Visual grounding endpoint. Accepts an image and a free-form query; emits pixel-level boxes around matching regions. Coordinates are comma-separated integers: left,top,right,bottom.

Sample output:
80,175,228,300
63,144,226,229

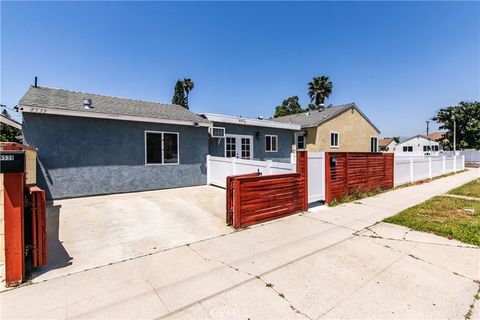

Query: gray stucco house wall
23,113,209,199
208,122,294,163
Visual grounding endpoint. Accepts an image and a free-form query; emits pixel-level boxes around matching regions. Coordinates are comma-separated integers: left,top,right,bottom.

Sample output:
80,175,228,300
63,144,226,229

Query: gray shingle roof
273,103,380,133
19,86,211,125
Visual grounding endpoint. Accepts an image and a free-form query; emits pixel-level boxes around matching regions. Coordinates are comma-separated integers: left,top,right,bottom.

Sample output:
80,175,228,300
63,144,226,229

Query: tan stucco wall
304,108,379,152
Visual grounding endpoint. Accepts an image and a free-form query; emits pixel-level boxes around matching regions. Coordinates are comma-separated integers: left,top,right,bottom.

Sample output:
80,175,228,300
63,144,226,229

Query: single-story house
379,138,397,152
200,113,299,163
395,135,441,156
273,103,381,153
19,85,299,199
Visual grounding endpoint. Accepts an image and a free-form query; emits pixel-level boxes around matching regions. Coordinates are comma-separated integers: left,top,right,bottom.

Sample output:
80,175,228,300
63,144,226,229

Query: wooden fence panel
226,151,308,229
325,152,394,204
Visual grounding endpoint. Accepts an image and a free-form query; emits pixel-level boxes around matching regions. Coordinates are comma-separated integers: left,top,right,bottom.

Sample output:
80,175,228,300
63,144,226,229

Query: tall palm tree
307,76,333,110
182,78,195,109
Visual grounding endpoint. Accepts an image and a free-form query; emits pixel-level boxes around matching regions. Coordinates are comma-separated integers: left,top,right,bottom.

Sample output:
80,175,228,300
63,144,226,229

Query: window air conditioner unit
208,127,226,138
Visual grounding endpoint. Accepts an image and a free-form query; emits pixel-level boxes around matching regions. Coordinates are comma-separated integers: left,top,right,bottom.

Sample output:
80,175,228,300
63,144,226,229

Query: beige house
274,103,380,152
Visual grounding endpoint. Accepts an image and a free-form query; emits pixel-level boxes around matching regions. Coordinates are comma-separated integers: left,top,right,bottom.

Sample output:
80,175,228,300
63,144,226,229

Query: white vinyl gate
307,152,326,203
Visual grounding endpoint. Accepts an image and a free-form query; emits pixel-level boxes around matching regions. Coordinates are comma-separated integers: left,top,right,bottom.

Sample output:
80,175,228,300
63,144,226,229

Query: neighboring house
274,103,381,153
200,113,300,163
0,114,22,142
20,85,212,199
379,138,397,152
395,135,441,156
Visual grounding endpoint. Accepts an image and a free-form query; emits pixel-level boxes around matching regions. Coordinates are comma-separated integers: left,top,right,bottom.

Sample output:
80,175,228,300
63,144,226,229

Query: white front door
225,135,253,159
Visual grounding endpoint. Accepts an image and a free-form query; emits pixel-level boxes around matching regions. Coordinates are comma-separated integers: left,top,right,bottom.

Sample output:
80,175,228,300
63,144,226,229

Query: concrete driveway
35,185,231,282
1,169,479,319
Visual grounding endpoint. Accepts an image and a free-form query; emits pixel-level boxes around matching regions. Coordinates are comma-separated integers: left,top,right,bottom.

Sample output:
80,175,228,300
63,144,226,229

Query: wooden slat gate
226,151,308,229
325,152,394,204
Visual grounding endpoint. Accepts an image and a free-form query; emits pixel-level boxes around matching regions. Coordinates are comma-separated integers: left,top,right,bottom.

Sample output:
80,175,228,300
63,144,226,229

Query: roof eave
200,113,301,130
19,105,212,127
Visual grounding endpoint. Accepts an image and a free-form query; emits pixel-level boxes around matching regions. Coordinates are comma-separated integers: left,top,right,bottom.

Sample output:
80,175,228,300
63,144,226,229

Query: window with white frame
145,132,179,164
403,146,413,152
330,132,339,148
370,137,378,152
265,135,278,152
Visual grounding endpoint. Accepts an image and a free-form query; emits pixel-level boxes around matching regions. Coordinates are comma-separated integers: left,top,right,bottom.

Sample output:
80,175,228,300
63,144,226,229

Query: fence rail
207,155,295,188
393,155,465,187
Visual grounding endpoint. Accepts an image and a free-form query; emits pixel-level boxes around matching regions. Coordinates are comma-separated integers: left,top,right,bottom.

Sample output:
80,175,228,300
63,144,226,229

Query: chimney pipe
34,76,38,88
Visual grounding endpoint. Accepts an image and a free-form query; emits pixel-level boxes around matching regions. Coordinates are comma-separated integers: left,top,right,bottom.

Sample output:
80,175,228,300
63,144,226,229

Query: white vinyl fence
460,150,480,163
206,155,295,188
394,155,465,187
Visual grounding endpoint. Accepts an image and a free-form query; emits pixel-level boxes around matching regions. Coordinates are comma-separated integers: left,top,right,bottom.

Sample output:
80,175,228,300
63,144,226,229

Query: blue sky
1,1,479,137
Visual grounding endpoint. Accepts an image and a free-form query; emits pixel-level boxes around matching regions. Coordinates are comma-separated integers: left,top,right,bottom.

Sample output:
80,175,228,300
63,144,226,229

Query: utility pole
452,115,456,155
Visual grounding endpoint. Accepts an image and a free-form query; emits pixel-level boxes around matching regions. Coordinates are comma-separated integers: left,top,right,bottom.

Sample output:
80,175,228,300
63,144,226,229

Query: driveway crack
464,281,480,320
187,245,312,320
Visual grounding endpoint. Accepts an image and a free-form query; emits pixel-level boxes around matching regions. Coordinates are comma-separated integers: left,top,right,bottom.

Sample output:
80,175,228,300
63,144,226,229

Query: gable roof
425,131,447,142
273,103,380,133
398,135,439,145
18,86,212,127
379,138,395,148
200,113,300,130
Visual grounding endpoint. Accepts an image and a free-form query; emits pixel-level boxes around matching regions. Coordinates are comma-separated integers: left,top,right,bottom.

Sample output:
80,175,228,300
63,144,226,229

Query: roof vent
306,112,311,116
83,99,93,110
257,116,263,120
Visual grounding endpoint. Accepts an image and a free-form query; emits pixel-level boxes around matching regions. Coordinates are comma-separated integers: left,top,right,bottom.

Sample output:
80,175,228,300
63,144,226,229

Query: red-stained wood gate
325,152,394,204
226,151,308,229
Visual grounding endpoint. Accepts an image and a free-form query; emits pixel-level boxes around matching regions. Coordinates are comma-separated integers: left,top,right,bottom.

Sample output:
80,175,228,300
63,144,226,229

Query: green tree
432,101,480,150
172,80,188,109
274,96,304,118
182,78,194,110
1,109,22,142
307,76,333,110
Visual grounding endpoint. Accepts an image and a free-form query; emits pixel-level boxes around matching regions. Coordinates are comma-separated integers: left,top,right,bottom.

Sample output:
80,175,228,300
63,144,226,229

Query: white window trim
370,136,378,152
224,134,254,159
265,135,278,152
294,132,306,151
145,131,180,166
330,131,340,148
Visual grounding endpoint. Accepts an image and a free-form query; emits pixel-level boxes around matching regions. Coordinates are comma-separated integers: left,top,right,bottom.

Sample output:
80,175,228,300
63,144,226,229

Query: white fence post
266,160,272,175
232,157,237,175
206,155,211,185
428,157,432,179
410,158,414,183
442,156,446,174
453,155,457,172
462,155,465,170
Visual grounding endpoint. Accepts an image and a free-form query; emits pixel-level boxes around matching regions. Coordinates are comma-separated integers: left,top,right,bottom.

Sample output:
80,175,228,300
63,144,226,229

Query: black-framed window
296,134,305,150
330,132,339,147
370,137,378,152
145,132,179,165
265,135,278,152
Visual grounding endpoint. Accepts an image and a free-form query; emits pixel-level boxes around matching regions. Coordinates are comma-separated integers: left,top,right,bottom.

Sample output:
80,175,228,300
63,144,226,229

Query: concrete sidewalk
1,169,479,319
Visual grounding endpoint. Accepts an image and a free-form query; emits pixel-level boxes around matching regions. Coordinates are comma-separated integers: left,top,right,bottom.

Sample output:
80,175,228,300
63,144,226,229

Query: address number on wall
1,155,14,161
29,107,47,113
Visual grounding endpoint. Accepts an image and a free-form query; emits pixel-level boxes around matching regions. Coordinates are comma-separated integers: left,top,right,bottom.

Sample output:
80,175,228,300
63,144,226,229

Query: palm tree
182,78,195,109
307,76,333,110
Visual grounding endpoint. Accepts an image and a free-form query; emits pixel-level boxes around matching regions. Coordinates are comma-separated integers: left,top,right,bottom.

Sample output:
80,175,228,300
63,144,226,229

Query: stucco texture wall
304,108,379,152
23,113,209,199
208,122,294,163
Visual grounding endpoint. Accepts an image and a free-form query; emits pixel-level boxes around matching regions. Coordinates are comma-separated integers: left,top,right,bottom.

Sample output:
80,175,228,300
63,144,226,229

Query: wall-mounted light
255,132,262,140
